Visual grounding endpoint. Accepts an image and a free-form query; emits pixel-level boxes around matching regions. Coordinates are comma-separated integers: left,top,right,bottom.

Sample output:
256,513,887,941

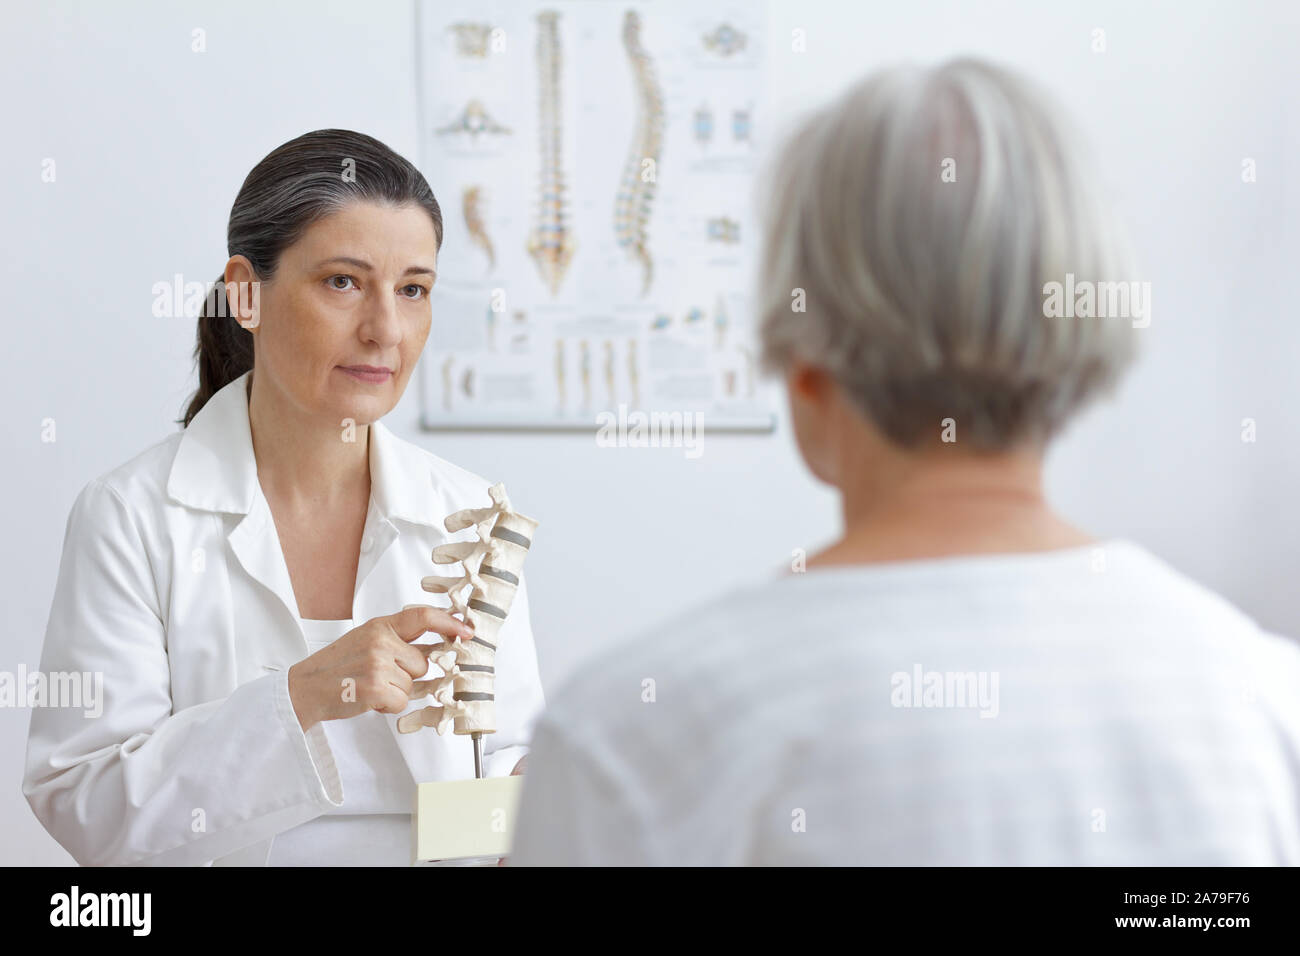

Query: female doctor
23,129,545,866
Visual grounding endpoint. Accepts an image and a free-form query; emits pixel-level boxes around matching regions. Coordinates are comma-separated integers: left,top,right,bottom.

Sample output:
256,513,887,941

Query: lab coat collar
166,370,442,528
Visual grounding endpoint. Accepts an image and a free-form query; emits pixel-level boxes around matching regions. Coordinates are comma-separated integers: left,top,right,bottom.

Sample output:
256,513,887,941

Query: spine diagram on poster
462,186,495,271
527,10,576,297
418,4,774,431
614,10,664,297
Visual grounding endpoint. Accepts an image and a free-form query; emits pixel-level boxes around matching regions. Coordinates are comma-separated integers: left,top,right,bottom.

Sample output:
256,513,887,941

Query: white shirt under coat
23,370,545,866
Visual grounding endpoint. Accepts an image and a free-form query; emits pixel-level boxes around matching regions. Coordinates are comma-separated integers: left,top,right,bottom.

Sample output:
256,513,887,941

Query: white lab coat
23,370,546,866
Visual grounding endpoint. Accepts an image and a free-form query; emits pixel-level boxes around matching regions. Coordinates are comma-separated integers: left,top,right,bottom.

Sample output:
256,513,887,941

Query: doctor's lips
338,364,393,384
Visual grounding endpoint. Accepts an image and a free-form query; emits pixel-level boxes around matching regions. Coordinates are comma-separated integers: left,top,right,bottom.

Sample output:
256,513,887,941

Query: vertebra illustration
702,22,747,57
707,216,740,244
462,186,495,271
436,100,511,139
448,22,492,58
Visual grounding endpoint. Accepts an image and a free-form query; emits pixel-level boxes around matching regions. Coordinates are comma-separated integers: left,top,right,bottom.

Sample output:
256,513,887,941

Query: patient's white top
267,617,414,866
510,539,1300,865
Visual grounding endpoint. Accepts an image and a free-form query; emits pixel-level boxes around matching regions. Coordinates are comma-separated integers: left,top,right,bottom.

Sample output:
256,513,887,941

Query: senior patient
509,58,1300,865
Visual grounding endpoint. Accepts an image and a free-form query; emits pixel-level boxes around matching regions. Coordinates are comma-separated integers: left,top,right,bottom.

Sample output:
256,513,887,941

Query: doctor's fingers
389,638,435,681
387,604,474,644
371,669,416,716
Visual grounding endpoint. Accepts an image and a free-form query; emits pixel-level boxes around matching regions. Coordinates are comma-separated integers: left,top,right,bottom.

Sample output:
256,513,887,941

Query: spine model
527,10,575,297
396,483,538,737
614,10,664,297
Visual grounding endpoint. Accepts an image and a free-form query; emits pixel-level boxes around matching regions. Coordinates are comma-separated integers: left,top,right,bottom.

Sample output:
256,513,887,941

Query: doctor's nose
358,292,404,349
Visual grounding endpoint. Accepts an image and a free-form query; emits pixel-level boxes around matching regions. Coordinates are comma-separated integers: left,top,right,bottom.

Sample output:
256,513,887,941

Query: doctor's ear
223,256,262,331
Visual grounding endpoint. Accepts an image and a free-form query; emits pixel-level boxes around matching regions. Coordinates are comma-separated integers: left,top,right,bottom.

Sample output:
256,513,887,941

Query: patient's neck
810,445,1094,568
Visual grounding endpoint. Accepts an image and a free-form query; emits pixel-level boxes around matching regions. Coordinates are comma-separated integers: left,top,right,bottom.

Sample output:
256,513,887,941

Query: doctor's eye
327,274,357,292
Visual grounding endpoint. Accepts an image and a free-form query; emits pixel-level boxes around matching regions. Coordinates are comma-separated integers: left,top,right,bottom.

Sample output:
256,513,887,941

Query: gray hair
757,57,1140,450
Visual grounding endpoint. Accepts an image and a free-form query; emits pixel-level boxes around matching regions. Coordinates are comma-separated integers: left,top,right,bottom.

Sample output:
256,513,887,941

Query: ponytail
178,276,254,428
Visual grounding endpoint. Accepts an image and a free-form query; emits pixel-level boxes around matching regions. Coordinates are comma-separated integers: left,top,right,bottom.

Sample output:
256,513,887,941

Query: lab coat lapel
353,421,404,602
169,371,305,631
226,496,301,627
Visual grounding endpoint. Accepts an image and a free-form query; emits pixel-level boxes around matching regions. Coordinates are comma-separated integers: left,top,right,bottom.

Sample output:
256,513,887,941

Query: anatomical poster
415,0,775,430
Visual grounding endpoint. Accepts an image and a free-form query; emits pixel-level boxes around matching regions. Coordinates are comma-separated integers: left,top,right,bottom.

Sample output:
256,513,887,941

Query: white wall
2,0,1295,864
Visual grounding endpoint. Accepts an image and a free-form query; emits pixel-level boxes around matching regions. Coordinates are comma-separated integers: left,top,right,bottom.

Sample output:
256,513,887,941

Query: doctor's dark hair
179,128,443,428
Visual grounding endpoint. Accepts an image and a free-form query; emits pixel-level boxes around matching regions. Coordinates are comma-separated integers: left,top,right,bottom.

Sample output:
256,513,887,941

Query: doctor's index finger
390,603,473,643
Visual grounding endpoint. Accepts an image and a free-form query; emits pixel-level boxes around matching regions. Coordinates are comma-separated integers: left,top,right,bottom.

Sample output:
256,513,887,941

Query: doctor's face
239,200,439,427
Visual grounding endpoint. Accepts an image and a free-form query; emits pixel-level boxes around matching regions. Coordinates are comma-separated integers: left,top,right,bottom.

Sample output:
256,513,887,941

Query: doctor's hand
287,605,474,732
